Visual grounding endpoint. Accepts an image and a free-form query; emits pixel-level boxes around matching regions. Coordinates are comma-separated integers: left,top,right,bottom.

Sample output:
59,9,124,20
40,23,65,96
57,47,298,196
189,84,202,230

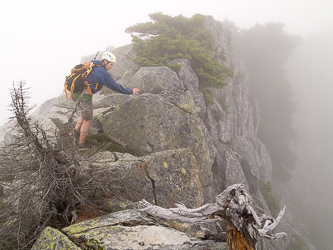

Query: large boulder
32,210,228,250
97,92,213,200
126,66,184,94
60,209,227,250
86,149,204,209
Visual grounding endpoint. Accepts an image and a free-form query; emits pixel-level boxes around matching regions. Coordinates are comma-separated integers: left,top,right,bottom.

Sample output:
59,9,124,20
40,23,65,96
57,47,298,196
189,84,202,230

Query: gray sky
0,0,332,126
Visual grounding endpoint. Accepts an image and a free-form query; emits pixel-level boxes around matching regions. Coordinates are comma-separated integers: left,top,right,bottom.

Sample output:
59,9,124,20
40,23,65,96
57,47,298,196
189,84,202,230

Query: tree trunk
139,183,286,249
227,224,254,250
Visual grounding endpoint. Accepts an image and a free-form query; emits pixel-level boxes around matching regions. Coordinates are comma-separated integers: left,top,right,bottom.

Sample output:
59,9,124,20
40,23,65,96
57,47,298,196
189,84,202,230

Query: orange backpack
64,62,101,100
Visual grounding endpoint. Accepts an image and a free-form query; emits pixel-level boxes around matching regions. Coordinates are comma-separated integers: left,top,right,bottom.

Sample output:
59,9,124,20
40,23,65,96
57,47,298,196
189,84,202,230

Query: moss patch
169,63,182,73
31,227,81,250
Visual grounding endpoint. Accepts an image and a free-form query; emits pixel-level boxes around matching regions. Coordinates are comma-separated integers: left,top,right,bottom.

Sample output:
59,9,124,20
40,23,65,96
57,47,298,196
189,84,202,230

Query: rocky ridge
2,16,314,249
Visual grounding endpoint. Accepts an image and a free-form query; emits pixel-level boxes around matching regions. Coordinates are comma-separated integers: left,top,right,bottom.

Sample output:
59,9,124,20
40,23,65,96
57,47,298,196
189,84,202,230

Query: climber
72,51,140,150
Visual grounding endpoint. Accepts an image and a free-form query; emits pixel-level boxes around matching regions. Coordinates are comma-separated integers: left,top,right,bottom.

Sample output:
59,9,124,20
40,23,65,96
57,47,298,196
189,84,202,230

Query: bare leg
79,120,92,144
75,117,84,131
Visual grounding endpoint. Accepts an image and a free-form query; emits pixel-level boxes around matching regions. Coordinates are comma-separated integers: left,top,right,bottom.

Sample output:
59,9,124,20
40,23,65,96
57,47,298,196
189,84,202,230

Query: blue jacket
85,60,133,95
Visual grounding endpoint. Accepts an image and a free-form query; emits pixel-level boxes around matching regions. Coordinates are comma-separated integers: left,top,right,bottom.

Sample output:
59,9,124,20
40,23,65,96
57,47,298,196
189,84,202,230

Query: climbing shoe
77,142,94,150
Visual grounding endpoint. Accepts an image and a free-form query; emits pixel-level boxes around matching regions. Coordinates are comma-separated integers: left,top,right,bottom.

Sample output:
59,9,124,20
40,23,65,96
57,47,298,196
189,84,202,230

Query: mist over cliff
286,29,333,250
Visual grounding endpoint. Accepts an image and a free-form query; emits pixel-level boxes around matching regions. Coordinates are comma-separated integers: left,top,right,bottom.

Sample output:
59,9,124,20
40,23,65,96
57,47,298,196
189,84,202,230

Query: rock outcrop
86,148,204,209
6,15,309,249
33,210,227,250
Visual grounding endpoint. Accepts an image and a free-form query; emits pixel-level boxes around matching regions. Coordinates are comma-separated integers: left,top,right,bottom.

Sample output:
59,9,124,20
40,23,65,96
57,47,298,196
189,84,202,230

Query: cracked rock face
85,149,204,209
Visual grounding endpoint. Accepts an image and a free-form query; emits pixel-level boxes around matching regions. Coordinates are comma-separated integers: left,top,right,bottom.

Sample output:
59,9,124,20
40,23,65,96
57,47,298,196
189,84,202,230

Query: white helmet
102,52,116,63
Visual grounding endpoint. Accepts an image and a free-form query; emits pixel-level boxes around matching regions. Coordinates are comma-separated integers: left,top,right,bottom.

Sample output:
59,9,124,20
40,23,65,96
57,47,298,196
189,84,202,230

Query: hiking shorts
72,93,93,121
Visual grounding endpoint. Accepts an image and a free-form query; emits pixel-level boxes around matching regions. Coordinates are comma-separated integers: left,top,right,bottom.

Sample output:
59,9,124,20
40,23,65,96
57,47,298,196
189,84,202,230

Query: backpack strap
82,64,102,96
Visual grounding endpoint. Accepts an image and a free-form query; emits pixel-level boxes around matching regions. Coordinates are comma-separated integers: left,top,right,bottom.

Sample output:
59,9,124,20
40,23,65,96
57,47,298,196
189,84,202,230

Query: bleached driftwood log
139,184,286,250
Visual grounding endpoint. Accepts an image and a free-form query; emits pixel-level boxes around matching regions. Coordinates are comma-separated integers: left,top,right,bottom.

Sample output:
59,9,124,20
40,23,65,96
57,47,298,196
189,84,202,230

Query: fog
288,30,333,186
1,0,333,247
286,30,333,248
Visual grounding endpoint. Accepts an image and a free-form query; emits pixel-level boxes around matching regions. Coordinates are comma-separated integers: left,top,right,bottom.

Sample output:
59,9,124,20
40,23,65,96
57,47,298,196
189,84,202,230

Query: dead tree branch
139,183,286,249
0,81,144,249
